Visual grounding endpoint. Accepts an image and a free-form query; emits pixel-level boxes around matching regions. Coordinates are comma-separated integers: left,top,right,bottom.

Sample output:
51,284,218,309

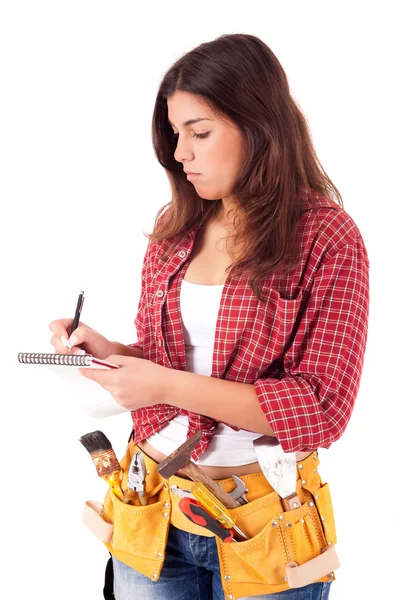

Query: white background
1,1,398,598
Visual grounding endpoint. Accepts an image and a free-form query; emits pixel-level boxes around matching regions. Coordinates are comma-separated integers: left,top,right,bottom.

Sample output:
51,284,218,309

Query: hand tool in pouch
229,475,249,505
179,498,236,542
126,451,148,505
191,482,248,540
253,437,340,586
170,475,249,505
253,435,301,511
157,430,240,509
79,430,124,501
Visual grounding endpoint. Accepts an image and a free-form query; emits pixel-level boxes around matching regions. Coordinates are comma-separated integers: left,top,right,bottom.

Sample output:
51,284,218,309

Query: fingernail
61,336,70,348
72,348,86,355
68,334,78,347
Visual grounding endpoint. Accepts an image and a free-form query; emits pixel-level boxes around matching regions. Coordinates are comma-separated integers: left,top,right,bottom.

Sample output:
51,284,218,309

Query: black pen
68,290,85,349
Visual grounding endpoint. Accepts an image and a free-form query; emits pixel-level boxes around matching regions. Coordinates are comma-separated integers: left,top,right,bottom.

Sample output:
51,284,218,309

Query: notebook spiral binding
18,352,93,366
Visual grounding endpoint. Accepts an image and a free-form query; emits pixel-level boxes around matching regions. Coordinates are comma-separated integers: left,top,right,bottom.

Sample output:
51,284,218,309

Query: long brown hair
147,33,343,301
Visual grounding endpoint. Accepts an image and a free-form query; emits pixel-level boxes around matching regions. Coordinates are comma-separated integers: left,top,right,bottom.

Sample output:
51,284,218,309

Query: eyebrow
168,117,213,127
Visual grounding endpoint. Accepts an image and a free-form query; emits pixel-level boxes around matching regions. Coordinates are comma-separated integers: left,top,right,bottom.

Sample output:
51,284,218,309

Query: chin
196,189,222,201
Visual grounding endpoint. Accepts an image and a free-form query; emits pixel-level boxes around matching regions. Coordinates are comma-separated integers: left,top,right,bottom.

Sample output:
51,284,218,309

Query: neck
214,199,239,229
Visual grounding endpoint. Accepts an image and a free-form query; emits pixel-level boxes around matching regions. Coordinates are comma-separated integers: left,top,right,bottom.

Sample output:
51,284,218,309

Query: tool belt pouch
215,451,340,599
82,443,340,595
82,439,171,582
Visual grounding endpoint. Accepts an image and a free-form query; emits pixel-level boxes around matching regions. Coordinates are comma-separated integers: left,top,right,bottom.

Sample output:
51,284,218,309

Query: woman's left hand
79,355,170,410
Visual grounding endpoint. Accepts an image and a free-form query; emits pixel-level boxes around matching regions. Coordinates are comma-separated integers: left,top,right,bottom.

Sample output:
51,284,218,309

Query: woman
50,33,369,599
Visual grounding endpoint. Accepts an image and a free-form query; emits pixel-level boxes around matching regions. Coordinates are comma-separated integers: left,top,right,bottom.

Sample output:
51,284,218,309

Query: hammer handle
182,461,239,509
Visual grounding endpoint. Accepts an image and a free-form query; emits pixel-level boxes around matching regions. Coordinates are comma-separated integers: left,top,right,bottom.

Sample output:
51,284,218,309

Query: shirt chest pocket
237,288,304,375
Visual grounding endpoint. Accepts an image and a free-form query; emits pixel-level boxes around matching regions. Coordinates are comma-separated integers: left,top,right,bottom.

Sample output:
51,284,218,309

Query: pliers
127,451,147,505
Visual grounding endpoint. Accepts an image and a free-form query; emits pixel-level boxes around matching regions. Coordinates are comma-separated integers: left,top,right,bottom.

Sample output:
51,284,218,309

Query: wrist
110,341,144,359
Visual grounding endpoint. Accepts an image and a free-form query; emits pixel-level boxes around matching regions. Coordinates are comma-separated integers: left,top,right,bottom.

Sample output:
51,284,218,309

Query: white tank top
145,279,262,466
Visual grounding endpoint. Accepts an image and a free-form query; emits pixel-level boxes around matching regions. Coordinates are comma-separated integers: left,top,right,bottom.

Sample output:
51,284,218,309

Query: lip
185,172,201,179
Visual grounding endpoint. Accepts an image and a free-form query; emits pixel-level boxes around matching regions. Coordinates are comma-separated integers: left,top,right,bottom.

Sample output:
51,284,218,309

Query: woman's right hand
48,319,116,359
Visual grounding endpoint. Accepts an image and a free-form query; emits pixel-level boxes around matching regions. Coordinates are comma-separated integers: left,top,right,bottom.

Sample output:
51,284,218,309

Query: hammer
157,430,240,509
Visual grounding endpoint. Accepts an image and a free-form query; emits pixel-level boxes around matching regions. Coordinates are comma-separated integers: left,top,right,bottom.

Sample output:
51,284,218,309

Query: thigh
112,524,213,600
238,581,333,599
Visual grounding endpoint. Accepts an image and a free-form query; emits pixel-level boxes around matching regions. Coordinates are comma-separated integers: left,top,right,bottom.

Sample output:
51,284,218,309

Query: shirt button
156,290,164,298
158,339,163,347
178,250,187,258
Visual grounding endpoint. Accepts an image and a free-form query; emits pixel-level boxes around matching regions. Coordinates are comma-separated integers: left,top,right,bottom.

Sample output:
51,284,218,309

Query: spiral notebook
17,352,130,418
18,352,119,369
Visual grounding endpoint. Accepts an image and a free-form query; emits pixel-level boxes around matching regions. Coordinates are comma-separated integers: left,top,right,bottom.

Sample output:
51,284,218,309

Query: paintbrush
79,430,125,501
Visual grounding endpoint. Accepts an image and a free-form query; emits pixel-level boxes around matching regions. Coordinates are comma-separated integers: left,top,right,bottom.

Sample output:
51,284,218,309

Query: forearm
111,341,144,359
162,368,276,436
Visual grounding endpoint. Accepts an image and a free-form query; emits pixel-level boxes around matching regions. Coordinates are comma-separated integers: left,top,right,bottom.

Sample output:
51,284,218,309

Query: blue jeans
112,523,333,599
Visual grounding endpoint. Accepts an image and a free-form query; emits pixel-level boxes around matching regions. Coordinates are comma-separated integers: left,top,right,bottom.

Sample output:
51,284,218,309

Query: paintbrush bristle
79,430,122,482
79,430,112,454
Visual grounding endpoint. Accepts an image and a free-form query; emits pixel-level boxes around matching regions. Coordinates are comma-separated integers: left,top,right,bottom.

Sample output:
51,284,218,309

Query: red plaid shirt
128,189,369,461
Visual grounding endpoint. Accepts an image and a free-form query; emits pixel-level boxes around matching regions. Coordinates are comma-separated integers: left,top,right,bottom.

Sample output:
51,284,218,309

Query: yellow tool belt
83,438,339,599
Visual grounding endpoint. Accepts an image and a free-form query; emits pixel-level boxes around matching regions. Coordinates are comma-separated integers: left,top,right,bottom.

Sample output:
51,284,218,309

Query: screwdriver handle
191,482,235,529
179,498,236,543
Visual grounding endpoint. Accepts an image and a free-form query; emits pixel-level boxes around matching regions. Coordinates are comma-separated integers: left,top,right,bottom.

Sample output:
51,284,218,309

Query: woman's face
167,91,247,203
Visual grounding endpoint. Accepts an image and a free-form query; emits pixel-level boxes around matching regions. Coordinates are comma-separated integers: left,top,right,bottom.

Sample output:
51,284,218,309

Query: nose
174,136,195,164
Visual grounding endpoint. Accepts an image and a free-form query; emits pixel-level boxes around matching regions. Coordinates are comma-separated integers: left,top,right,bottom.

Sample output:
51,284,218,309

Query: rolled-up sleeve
254,236,370,452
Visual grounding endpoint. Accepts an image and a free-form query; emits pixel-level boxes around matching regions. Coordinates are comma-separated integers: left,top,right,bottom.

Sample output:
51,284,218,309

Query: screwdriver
191,482,248,540
179,498,236,542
